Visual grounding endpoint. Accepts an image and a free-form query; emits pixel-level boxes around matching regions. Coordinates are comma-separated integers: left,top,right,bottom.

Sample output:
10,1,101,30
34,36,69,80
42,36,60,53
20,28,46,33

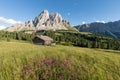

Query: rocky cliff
6,10,74,32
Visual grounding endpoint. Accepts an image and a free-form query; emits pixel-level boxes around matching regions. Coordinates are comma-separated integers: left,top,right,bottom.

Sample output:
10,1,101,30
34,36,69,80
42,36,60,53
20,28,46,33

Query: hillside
75,20,120,38
1,30,120,50
0,41,120,80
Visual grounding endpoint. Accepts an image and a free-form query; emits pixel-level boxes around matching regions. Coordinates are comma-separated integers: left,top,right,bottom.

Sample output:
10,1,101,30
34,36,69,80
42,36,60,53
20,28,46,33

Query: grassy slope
0,41,120,80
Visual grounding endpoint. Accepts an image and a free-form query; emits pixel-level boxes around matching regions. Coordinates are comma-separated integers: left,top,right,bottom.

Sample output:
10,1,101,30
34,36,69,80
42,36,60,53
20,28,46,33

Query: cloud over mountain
0,25,7,30
96,20,105,23
0,17,22,25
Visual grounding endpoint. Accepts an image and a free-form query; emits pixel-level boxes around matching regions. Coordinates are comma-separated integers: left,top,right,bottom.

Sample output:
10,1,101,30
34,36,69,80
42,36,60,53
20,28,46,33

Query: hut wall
32,37,44,45
44,40,52,45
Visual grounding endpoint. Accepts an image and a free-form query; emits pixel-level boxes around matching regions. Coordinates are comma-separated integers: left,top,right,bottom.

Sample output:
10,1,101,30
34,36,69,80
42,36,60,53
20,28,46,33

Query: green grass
0,41,120,80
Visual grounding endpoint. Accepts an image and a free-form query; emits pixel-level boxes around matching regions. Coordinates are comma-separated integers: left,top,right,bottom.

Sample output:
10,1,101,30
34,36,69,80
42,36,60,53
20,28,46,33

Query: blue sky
0,0,120,29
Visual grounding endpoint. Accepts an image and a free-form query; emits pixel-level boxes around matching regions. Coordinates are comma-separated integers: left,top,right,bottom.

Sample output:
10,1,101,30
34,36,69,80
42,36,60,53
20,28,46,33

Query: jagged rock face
34,10,49,28
25,20,34,28
6,10,73,32
75,21,120,38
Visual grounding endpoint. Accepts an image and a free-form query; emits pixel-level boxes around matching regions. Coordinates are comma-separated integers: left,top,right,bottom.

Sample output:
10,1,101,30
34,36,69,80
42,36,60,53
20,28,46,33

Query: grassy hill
0,41,120,80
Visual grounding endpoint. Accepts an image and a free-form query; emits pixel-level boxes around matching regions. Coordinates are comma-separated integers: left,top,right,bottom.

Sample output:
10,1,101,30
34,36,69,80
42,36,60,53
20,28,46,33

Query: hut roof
36,35,53,41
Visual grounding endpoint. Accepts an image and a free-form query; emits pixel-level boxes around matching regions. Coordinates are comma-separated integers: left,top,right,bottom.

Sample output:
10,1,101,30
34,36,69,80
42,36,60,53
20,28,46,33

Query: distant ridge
75,20,120,38
5,10,75,32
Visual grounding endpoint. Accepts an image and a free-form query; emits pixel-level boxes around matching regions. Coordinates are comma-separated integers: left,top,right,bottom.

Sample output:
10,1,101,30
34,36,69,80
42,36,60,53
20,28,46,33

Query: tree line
0,30,120,50
44,30,120,50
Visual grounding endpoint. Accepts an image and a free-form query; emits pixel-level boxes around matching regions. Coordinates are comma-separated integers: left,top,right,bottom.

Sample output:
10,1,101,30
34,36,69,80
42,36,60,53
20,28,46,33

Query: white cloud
96,20,105,23
0,17,22,25
82,21,86,24
0,25,7,30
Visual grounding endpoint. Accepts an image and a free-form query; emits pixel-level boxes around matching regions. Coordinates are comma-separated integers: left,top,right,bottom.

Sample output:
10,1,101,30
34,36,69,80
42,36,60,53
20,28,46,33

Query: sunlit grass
0,41,120,80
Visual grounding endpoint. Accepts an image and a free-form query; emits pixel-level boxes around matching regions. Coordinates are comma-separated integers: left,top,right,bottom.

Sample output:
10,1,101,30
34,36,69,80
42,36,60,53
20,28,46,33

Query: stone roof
36,35,53,41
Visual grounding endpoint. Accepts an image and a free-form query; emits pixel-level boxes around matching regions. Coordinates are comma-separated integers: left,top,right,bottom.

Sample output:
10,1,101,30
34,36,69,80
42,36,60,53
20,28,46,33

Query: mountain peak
43,10,49,13
40,10,49,16
75,20,120,38
5,10,75,32
37,10,49,18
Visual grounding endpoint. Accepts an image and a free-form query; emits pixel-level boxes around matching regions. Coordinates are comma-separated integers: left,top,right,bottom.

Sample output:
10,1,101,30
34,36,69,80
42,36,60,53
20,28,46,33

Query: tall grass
0,41,120,80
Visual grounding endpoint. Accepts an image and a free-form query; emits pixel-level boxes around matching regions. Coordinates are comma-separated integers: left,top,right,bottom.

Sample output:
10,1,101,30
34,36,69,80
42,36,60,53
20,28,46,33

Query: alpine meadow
0,41,120,80
0,0,120,80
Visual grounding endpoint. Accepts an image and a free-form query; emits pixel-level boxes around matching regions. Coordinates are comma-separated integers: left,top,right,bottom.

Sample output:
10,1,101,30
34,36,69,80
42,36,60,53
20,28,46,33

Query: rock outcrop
6,10,74,32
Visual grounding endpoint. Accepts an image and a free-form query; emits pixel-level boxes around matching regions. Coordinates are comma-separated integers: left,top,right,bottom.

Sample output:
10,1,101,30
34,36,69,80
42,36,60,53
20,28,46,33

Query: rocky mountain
75,20,120,38
6,10,75,32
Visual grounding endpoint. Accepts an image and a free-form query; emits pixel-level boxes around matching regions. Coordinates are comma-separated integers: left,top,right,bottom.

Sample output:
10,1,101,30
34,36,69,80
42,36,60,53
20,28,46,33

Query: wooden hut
32,35,53,46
